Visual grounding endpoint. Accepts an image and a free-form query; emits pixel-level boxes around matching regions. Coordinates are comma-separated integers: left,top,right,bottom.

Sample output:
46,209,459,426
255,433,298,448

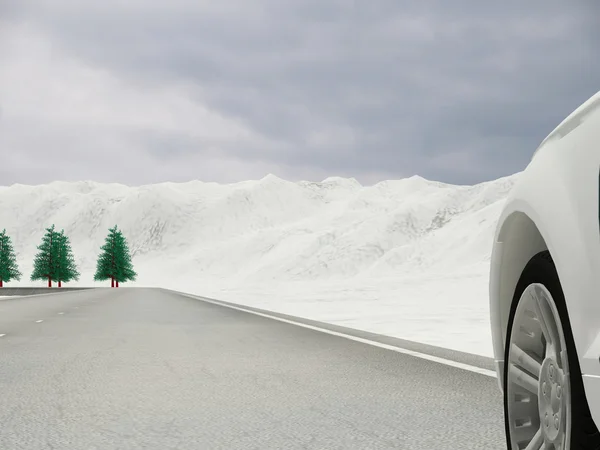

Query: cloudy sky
1,1,598,186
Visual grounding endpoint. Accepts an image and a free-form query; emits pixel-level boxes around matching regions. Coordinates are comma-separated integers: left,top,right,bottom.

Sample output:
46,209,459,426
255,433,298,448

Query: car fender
491,138,600,391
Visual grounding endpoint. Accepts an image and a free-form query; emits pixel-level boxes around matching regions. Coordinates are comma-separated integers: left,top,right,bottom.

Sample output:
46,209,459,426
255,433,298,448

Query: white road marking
58,312,64,315
181,293,497,378
35,320,43,323
0,334,5,337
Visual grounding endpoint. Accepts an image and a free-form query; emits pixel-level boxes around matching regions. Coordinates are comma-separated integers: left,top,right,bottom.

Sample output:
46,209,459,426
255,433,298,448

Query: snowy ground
0,173,518,357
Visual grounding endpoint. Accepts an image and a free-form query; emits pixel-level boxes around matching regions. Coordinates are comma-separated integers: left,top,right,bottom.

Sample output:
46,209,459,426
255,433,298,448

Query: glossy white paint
490,90,600,425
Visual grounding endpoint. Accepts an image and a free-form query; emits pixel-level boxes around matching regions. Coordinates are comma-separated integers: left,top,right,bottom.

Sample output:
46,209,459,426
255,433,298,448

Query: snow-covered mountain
0,173,516,287
0,173,519,356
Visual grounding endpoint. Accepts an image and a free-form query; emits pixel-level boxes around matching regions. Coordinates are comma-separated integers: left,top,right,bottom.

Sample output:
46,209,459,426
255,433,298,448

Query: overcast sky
1,1,598,186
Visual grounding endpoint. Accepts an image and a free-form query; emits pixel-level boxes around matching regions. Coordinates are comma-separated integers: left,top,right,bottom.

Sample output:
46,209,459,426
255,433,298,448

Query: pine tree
0,229,22,287
53,229,79,287
94,225,136,287
31,225,59,287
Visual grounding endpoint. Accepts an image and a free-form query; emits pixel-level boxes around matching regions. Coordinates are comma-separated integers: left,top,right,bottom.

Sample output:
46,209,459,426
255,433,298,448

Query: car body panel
490,90,600,425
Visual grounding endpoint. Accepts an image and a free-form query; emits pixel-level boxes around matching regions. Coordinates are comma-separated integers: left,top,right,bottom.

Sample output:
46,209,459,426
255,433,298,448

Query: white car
490,90,600,449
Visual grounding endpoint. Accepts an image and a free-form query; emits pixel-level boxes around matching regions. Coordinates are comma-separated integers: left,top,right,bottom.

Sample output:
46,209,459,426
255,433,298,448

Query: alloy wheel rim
506,283,571,450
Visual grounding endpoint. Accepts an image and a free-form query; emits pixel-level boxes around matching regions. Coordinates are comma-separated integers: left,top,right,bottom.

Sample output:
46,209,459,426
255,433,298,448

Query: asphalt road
0,288,506,449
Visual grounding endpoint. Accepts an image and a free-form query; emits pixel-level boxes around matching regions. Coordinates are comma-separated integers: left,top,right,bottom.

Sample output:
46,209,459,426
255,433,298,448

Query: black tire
503,250,600,449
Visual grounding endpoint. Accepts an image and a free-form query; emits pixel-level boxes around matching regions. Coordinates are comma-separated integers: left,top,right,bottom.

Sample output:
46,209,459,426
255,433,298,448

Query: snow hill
0,173,519,356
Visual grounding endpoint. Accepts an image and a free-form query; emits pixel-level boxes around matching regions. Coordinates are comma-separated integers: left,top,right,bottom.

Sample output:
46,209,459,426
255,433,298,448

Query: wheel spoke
532,290,560,352
510,343,542,378
509,364,539,394
523,427,544,450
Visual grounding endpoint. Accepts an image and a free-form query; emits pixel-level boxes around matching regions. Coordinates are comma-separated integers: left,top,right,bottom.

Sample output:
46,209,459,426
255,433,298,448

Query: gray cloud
1,0,599,186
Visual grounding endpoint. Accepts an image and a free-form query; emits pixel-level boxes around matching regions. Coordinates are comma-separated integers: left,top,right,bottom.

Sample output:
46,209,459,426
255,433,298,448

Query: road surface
0,288,506,449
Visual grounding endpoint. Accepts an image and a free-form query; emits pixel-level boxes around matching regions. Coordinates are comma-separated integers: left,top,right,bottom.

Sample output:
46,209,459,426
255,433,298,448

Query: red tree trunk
0,279,3,287
111,277,114,288
116,280,119,288
48,277,52,288
58,280,62,288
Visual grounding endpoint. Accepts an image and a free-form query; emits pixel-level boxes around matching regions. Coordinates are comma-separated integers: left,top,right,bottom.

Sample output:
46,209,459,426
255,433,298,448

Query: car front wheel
504,251,600,449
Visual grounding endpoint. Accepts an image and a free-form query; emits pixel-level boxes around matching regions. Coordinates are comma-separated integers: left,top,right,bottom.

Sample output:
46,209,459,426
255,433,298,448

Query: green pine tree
0,229,22,287
53,229,79,287
31,225,59,287
94,225,137,287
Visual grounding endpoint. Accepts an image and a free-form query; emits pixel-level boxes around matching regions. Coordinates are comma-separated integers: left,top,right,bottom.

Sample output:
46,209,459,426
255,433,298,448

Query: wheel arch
490,211,548,390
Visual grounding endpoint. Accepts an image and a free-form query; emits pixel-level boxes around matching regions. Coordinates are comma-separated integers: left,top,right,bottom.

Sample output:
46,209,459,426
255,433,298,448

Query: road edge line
177,291,497,378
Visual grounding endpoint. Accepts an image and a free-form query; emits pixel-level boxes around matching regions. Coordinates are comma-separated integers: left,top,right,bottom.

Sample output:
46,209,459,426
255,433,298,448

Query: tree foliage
94,225,137,285
53,229,79,284
113,228,136,283
0,229,21,285
31,225,78,286
31,225,57,284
